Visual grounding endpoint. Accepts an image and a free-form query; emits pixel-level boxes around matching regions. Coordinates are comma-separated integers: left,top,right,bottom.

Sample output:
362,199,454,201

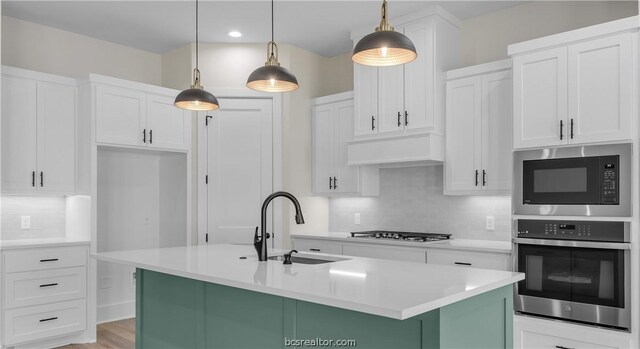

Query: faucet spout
256,191,305,261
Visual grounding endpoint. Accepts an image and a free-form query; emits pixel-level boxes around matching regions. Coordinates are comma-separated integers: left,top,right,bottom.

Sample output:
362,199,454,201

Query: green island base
136,269,514,349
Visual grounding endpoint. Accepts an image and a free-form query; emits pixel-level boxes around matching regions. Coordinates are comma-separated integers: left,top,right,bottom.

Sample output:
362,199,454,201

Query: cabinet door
333,100,359,193
481,70,512,193
377,64,405,134
353,63,378,136
312,104,334,194
36,82,76,193
292,238,343,255
426,248,510,271
520,331,618,349
1,75,38,193
146,94,190,151
445,76,482,192
513,47,568,149
96,85,146,146
404,20,435,131
568,33,633,144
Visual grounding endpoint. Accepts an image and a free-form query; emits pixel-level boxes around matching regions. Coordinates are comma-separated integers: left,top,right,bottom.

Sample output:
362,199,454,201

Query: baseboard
97,300,135,324
8,332,92,349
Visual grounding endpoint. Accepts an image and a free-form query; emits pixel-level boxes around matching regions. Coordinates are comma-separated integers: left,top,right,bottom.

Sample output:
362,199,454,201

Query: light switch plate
20,216,31,230
486,216,495,231
354,213,361,225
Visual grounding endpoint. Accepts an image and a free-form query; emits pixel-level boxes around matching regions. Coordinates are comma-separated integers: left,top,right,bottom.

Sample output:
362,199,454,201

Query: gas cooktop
350,231,451,243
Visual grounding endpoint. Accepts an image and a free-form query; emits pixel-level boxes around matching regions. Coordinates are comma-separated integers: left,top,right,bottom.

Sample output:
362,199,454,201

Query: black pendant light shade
352,0,417,67
174,0,220,111
247,42,299,92
246,0,299,92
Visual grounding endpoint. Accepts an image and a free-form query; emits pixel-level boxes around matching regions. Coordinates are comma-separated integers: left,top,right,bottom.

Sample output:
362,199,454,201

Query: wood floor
57,318,135,349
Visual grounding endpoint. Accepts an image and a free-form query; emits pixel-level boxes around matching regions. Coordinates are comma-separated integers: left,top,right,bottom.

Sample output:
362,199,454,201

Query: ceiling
2,1,528,57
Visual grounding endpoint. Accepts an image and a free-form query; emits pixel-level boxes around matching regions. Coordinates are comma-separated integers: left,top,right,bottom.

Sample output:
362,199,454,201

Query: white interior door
481,70,512,192
568,33,633,144
512,47,567,149
207,98,273,245
1,75,38,193
445,76,482,192
37,81,76,193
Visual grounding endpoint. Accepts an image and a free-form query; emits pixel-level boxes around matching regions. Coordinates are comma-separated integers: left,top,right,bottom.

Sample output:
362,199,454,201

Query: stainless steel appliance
513,219,630,330
350,231,451,242
514,143,631,216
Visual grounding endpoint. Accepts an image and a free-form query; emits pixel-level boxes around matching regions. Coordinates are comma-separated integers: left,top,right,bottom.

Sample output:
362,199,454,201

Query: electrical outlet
131,271,137,287
354,213,361,225
486,216,495,231
20,216,31,230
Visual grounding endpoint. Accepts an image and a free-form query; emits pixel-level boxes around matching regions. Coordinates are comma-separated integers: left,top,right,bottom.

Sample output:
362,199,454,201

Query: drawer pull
39,283,59,288
39,258,59,263
310,248,321,252
39,317,58,323
454,262,472,266
555,346,574,349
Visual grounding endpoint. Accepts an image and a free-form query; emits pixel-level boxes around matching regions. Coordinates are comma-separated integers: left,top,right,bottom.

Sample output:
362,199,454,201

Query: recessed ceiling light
228,31,242,38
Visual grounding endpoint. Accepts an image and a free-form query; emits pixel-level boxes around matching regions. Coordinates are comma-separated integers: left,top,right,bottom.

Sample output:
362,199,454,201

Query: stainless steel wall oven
513,219,630,331
514,143,631,217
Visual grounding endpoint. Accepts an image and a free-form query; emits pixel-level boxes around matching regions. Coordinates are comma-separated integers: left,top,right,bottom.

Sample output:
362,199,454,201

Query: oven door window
523,157,599,205
517,244,624,308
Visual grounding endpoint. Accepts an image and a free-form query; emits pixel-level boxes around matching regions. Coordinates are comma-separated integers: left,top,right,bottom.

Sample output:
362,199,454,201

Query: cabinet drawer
292,239,343,255
3,299,86,346
4,267,86,309
426,248,510,271
522,331,618,349
342,243,426,263
4,246,87,273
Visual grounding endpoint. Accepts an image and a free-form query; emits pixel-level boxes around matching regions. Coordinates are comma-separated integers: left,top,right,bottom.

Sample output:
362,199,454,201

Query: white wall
1,16,162,85
460,1,638,66
0,196,66,240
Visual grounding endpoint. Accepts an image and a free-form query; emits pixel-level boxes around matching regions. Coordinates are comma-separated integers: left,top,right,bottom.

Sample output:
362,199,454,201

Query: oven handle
513,238,631,250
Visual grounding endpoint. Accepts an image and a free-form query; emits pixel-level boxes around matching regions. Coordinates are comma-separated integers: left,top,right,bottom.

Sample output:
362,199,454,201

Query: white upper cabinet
96,85,146,147
94,76,191,152
568,33,633,144
445,60,512,195
146,95,190,151
349,7,460,166
510,17,637,149
1,68,77,194
353,64,378,137
312,92,379,196
513,48,567,149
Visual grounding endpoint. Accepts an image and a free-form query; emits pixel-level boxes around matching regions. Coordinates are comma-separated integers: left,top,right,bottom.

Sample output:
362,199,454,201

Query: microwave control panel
517,219,627,242
600,155,619,204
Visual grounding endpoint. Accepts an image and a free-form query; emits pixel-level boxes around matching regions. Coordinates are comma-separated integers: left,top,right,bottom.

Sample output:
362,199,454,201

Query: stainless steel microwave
514,143,631,217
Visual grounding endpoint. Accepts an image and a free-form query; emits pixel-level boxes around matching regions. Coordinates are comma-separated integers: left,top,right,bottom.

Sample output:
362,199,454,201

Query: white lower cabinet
1,244,89,347
342,243,426,263
515,315,632,349
292,239,343,255
425,248,510,271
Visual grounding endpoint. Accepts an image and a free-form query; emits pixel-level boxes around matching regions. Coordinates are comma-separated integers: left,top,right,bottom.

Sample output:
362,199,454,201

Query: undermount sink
267,253,350,265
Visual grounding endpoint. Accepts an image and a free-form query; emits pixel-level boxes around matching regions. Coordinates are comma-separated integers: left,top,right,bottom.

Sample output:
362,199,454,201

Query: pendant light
352,0,417,67
174,0,219,111
246,0,299,92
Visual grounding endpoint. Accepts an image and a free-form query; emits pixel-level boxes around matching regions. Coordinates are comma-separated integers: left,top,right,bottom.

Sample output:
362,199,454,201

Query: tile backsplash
329,166,512,241
1,196,66,240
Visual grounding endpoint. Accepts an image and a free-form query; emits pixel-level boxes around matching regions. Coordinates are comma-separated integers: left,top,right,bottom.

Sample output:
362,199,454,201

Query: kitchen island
93,244,524,349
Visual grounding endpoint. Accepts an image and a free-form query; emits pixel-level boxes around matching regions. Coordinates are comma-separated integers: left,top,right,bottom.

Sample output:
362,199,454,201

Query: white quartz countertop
0,238,90,250
291,233,512,253
93,244,523,320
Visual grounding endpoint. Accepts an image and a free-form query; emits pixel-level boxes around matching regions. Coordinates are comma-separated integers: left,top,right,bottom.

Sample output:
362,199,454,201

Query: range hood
347,133,444,166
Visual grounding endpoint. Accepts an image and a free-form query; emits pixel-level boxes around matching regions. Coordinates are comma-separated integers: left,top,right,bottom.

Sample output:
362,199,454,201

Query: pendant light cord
195,0,199,71
271,0,274,43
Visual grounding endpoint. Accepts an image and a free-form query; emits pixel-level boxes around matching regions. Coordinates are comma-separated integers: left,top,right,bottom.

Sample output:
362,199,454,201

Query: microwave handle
513,237,631,250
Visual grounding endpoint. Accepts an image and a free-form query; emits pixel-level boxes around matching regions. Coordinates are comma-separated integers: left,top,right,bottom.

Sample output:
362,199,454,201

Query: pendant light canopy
246,0,299,92
174,0,219,111
352,0,417,67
